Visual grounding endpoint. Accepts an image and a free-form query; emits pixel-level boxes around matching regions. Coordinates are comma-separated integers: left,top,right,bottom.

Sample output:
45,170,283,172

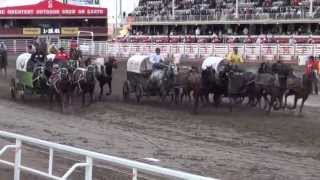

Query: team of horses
22,48,315,115
28,50,118,113
170,61,315,115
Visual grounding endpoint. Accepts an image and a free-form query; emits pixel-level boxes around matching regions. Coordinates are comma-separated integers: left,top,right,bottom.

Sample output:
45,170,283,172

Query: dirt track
0,55,320,180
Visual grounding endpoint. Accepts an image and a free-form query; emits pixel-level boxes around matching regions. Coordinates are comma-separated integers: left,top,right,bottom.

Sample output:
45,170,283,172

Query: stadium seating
132,0,319,19
127,0,320,43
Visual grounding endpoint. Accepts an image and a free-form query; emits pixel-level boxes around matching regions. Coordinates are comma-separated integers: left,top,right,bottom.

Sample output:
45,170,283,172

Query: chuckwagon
201,56,227,73
122,55,153,102
10,53,49,100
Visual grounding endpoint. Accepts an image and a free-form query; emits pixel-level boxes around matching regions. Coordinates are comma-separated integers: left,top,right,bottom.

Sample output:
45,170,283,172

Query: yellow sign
61,27,79,35
23,28,41,35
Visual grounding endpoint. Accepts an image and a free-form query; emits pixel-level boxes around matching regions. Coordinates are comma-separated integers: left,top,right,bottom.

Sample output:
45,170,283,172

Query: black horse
0,46,7,76
73,65,96,106
200,66,216,104
49,67,73,113
94,57,118,99
32,65,50,97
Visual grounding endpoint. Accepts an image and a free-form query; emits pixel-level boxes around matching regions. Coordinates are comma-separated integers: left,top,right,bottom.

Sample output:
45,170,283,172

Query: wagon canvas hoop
201,56,225,72
127,55,152,74
16,53,34,88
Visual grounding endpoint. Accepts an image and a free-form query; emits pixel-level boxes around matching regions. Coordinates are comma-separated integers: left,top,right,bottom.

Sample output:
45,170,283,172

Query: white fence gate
0,130,218,180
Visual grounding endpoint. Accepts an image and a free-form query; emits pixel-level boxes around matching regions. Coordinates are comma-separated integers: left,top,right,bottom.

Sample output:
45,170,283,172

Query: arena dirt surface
0,55,320,180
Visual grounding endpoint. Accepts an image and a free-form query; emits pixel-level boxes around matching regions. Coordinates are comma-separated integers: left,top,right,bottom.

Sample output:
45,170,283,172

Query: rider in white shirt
149,48,163,70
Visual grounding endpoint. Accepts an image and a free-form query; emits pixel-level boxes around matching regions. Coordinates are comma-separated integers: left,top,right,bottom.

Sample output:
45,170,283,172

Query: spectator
289,36,296,45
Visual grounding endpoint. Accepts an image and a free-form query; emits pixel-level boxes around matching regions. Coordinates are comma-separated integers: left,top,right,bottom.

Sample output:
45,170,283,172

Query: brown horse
185,68,203,114
94,56,118,99
284,72,313,115
171,66,193,104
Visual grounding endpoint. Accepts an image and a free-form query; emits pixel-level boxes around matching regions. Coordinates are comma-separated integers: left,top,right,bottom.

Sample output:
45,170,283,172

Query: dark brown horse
73,65,96,106
49,67,73,113
171,66,193,104
94,56,118,99
0,45,7,77
284,72,313,115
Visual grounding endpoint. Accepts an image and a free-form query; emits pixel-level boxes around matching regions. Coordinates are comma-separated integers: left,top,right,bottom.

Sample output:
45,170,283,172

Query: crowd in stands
132,0,320,19
114,34,320,44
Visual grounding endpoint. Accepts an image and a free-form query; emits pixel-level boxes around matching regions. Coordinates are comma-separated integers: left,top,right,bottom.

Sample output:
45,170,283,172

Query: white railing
2,38,318,63
100,43,316,63
0,130,218,180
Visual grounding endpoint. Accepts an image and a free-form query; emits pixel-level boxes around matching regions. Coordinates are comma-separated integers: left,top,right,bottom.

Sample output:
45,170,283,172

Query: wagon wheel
10,78,17,100
123,81,130,101
135,84,143,103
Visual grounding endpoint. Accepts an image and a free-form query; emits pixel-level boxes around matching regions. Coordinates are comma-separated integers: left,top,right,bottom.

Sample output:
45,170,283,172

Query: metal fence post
197,43,200,58
259,44,262,62
313,44,315,57
13,40,17,54
276,44,279,60
85,156,93,180
132,168,138,180
14,139,21,180
106,43,109,56
48,148,53,176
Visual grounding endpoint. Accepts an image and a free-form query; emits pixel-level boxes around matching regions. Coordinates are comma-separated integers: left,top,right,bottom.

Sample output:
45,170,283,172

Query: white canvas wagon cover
127,55,152,73
16,53,32,72
201,56,225,72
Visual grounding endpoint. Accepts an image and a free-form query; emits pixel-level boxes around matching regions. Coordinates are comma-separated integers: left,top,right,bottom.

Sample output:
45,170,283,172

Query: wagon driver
54,47,69,67
226,47,244,65
149,47,164,70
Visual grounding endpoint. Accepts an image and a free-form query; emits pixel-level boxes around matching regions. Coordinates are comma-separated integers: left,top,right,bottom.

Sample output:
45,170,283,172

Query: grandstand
125,0,320,43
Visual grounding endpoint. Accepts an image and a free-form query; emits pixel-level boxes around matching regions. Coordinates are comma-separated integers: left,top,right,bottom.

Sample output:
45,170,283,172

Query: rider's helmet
233,47,238,54
155,47,161,55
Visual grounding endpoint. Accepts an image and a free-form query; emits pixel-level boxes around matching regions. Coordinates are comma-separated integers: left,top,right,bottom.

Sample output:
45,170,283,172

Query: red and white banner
0,0,107,17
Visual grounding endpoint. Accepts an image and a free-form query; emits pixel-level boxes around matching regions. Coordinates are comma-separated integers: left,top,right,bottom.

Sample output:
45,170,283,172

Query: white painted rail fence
2,38,319,63
0,130,218,180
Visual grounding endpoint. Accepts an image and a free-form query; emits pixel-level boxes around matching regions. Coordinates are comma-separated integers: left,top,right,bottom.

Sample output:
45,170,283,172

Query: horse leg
213,94,220,108
106,80,112,96
299,97,307,115
193,90,199,114
180,88,184,104
266,95,275,114
314,78,319,95
229,96,234,112
291,95,298,110
99,82,104,100
284,91,290,109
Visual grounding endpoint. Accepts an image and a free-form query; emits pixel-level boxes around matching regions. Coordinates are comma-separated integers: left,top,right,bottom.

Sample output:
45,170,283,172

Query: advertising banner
61,27,79,35
23,28,41,35
0,0,107,17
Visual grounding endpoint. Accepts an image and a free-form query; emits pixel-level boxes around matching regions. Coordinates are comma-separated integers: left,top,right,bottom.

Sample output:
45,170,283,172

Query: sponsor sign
23,28,41,35
61,27,79,35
